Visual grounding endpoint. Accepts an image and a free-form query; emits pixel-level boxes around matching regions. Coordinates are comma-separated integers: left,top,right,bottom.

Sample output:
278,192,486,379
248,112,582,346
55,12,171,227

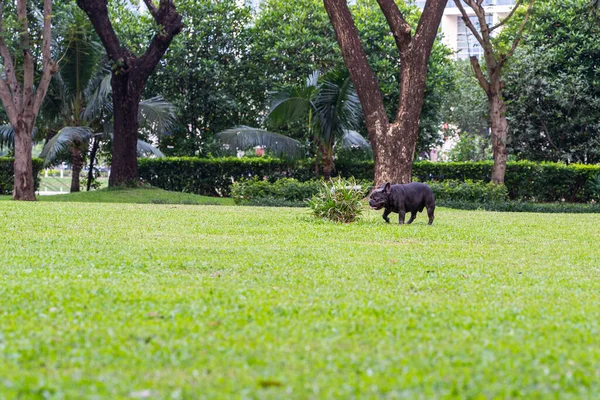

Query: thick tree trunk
373,122,418,185
323,0,446,187
489,85,508,184
70,147,83,193
109,75,142,187
13,120,35,201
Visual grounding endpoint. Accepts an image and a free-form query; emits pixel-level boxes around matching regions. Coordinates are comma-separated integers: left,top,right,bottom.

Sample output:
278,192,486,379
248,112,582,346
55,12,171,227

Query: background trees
504,0,600,163
453,0,535,184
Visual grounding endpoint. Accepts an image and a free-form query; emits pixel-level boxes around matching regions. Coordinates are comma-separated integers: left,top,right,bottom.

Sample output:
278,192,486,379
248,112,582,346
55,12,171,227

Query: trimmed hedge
231,178,322,207
138,157,600,202
0,157,44,195
437,200,600,213
429,180,509,203
138,157,297,196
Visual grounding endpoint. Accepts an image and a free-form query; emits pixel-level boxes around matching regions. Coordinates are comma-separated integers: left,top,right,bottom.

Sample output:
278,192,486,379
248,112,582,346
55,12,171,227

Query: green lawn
0,198,599,398
1,187,234,206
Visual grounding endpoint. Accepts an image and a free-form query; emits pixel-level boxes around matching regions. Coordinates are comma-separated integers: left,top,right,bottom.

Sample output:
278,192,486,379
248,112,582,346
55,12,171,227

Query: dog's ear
384,182,391,194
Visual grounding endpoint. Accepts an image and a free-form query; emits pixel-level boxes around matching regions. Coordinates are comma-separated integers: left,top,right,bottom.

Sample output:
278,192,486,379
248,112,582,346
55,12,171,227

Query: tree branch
375,0,412,55
136,1,183,85
0,2,21,101
470,56,490,94
76,0,123,62
413,0,448,59
18,0,33,110
501,0,535,65
142,0,159,18
454,0,485,48
0,78,18,125
490,0,524,32
33,0,58,116
322,0,389,137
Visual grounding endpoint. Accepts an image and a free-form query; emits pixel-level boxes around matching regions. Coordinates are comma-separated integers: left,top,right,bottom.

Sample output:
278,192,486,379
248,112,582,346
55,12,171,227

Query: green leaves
307,177,366,223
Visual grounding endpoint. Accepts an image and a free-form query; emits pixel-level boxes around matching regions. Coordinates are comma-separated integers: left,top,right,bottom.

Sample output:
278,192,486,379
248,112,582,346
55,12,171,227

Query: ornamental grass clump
307,177,365,223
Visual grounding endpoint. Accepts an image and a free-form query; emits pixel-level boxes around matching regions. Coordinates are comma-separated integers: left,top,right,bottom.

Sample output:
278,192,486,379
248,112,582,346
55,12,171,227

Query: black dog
369,182,435,225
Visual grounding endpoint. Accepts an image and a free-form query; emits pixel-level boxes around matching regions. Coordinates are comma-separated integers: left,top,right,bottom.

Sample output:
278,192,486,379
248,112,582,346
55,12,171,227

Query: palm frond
82,68,112,123
268,94,314,128
216,126,304,159
314,77,362,144
0,125,15,150
138,96,177,136
340,130,371,151
137,139,165,158
39,126,94,166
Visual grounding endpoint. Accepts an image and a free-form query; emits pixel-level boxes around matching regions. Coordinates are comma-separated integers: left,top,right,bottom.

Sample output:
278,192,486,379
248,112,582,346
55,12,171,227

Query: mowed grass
1,187,234,206
1,199,599,398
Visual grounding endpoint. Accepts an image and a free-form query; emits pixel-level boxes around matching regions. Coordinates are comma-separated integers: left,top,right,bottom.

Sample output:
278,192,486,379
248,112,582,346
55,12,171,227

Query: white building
415,1,516,59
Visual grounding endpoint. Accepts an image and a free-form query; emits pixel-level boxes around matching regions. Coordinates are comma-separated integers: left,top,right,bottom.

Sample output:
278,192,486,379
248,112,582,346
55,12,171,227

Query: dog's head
368,182,391,210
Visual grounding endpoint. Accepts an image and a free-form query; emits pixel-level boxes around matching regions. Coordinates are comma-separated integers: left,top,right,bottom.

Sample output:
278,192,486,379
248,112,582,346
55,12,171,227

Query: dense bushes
231,178,322,207
0,158,44,195
138,157,297,196
139,157,600,203
429,180,509,203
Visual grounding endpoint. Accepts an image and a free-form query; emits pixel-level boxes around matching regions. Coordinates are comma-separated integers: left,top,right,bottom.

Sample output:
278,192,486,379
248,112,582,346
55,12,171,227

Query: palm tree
215,70,367,179
268,70,364,178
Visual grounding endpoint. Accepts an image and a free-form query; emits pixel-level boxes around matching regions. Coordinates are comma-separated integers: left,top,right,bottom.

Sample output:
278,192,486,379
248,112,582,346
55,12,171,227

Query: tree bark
87,137,99,191
70,147,83,193
13,120,35,200
77,0,182,187
108,74,143,186
489,84,509,184
323,0,447,186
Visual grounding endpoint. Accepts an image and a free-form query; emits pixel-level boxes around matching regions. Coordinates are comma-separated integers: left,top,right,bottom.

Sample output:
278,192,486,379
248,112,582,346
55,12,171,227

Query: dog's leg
407,212,417,224
382,209,391,223
398,210,406,224
427,206,435,225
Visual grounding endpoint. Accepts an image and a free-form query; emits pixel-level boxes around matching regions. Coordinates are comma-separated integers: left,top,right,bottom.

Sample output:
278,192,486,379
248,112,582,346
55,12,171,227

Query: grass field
1,192,599,398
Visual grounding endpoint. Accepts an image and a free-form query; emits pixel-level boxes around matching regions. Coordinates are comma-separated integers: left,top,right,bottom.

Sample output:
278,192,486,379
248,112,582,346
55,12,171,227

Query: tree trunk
321,141,335,180
87,137,99,191
70,147,83,193
323,0,446,187
13,119,35,201
489,86,508,184
373,122,418,185
109,75,142,187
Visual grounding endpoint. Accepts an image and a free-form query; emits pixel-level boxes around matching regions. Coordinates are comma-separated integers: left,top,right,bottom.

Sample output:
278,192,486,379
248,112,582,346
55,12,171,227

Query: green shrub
429,180,509,203
307,177,366,223
139,157,600,203
231,178,322,207
138,157,297,196
0,157,44,195
438,200,600,213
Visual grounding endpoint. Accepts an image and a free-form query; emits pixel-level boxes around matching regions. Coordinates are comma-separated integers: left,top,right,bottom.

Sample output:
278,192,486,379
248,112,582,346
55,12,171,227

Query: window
456,15,492,59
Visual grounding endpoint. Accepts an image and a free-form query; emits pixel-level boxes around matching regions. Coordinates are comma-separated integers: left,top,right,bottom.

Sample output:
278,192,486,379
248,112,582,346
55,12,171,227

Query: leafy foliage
231,178,322,207
307,177,366,223
139,157,600,203
504,0,600,163
138,157,298,197
429,180,509,203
